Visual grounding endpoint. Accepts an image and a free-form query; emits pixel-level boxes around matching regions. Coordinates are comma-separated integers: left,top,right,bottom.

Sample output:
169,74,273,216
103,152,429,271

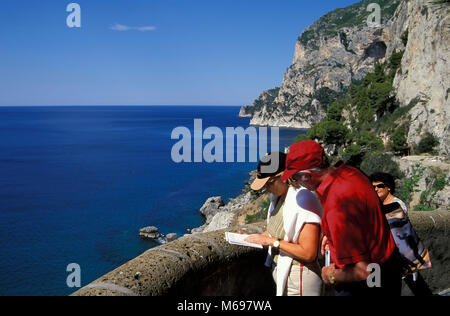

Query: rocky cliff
386,0,449,155
240,0,401,128
241,0,449,154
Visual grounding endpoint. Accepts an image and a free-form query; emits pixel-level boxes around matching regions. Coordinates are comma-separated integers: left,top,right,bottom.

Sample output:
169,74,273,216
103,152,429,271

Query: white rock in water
139,226,161,239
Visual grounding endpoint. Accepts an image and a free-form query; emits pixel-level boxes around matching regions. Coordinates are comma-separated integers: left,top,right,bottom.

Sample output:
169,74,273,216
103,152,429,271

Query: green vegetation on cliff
291,47,448,212
298,0,401,47
296,49,408,169
417,133,440,155
296,48,410,176
241,87,280,116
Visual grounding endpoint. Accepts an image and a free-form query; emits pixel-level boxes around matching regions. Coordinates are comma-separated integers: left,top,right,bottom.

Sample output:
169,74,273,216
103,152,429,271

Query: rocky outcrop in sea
191,192,252,234
139,226,178,244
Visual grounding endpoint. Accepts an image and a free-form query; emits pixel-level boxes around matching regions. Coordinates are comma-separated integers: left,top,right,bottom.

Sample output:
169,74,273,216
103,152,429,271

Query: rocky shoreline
140,153,449,244
189,170,259,234
139,170,262,243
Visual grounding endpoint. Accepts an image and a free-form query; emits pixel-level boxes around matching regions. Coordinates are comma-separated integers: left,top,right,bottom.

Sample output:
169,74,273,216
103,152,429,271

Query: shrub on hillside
390,125,409,155
339,144,365,168
356,132,384,153
416,133,439,154
326,101,347,121
359,151,403,180
308,120,349,146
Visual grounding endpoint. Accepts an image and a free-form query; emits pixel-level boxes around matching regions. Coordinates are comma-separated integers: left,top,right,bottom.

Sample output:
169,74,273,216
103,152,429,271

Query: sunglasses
373,183,387,189
293,171,312,182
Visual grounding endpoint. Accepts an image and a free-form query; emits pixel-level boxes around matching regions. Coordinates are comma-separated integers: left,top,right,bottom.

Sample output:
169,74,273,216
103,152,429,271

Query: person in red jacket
281,140,403,296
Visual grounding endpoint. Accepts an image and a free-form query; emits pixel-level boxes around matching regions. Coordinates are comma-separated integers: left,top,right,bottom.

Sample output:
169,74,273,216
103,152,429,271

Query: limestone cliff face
386,0,450,155
241,0,449,155
241,0,401,128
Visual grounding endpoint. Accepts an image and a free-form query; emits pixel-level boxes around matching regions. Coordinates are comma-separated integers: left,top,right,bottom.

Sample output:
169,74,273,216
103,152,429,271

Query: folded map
225,232,263,249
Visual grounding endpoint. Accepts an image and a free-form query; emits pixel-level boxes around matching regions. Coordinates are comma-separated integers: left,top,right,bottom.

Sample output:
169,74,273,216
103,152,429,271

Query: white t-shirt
266,186,323,296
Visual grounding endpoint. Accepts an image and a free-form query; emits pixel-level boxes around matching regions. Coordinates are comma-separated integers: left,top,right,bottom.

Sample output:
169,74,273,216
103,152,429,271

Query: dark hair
369,172,396,194
320,152,330,169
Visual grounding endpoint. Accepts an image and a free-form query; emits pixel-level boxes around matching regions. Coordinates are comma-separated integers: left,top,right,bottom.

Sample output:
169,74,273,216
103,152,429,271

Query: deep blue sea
0,106,304,296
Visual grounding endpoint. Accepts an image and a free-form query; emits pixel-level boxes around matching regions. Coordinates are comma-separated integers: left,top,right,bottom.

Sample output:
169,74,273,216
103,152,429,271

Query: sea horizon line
0,104,244,107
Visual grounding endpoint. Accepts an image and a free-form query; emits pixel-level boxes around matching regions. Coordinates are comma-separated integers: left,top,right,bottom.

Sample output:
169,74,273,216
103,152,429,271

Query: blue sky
0,0,361,106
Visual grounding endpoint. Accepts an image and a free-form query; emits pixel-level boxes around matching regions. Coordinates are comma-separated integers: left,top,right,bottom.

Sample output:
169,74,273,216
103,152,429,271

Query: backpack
382,202,432,275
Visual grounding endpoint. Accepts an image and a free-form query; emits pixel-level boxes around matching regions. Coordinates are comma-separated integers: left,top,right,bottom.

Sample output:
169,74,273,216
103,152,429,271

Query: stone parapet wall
72,210,449,296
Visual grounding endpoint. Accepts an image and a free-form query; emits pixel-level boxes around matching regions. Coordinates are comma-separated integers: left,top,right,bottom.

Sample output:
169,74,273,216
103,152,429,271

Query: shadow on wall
168,251,276,296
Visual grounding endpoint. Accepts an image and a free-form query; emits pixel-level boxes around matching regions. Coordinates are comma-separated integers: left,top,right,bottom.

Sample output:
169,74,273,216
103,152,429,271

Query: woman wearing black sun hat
245,152,323,296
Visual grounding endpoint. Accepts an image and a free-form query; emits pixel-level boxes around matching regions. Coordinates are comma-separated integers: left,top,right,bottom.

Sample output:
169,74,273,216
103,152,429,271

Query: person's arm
280,223,320,263
244,223,320,263
322,261,370,285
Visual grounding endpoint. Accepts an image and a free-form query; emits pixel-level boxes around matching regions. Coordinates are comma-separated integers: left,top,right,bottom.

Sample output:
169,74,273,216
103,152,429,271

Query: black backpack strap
382,202,402,215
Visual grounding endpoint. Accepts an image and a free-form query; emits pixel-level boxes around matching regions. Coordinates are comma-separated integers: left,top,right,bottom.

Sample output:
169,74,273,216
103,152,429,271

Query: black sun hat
250,152,287,191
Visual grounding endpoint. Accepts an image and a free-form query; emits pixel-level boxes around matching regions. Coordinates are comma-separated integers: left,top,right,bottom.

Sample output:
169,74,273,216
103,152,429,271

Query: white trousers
272,264,323,296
